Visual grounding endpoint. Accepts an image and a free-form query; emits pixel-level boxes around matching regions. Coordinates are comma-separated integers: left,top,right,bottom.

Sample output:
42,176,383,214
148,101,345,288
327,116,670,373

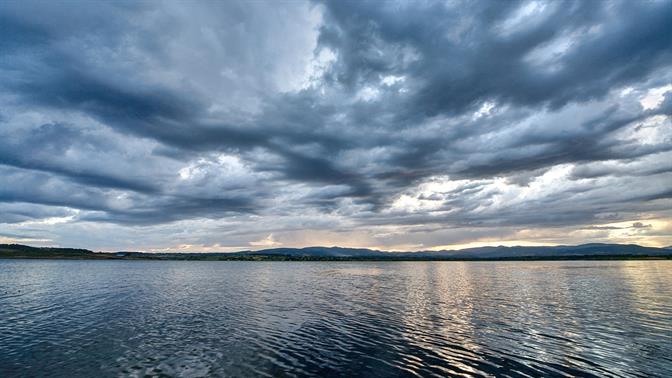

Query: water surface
1,260,671,377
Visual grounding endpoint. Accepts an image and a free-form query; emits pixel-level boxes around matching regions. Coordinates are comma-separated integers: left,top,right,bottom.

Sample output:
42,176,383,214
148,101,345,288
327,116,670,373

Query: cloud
631,222,652,229
249,234,282,247
0,0,670,250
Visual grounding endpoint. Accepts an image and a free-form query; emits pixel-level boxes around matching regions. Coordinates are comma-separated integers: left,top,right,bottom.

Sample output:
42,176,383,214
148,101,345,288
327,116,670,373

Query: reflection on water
1,260,671,377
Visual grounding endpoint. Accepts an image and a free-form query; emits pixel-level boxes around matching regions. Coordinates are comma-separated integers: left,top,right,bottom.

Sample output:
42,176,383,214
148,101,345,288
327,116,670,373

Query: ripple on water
0,260,671,377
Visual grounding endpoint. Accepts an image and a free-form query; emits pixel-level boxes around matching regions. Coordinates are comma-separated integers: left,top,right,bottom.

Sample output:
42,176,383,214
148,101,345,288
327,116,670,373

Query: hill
1,243,670,261
0,244,108,259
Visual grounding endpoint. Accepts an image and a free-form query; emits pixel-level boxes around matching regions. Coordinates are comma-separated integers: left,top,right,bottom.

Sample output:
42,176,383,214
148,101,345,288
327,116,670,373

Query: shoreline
1,255,670,262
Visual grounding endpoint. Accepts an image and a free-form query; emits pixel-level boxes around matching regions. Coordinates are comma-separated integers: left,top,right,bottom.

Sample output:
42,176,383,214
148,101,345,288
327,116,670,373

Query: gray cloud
0,0,671,250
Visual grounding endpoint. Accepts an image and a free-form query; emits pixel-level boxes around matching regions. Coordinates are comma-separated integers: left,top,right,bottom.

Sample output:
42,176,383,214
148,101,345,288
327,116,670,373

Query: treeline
1,244,670,262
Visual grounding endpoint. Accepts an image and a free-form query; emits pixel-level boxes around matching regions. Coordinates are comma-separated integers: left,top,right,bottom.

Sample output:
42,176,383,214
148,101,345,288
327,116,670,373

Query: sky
0,0,671,252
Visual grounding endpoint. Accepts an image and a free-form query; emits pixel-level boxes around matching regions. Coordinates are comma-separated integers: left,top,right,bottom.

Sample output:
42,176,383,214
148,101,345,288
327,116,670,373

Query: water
0,260,671,377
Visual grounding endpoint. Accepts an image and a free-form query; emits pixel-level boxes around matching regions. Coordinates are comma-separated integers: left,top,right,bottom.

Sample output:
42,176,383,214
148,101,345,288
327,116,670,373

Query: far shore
3,243,671,262
1,254,670,262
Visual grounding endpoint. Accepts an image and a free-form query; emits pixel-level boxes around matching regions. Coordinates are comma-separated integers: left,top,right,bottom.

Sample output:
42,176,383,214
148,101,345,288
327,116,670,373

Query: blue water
1,260,671,377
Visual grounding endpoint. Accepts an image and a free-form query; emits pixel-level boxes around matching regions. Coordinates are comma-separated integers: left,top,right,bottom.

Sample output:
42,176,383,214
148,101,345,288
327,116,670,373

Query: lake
1,260,671,377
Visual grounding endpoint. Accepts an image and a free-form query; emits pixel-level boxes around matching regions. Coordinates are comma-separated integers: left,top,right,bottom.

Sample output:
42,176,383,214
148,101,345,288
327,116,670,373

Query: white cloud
640,84,672,110
249,234,282,247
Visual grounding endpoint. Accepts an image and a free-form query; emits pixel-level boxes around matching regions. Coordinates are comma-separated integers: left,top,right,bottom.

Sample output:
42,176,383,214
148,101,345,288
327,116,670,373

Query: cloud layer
1,0,671,251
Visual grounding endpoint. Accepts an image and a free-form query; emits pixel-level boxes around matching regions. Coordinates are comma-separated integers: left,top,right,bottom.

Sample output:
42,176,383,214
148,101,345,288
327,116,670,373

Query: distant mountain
233,246,389,258
1,243,670,260
234,243,670,259
411,243,670,259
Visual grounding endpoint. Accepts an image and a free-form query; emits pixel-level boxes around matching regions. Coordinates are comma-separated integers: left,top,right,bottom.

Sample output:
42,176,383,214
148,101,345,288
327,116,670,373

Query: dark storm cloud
0,165,257,225
319,0,672,115
0,202,74,224
314,0,672,177
0,122,159,193
78,196,256,225
0,0,670,242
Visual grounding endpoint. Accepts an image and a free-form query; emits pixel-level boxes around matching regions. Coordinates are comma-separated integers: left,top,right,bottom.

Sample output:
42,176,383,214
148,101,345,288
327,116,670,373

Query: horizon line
3,241,670,255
